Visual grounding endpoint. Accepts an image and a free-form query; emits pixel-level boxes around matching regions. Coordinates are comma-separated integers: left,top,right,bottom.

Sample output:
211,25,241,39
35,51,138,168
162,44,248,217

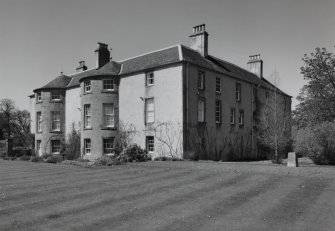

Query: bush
123,144,151,162
46,155,63,164
154,156,184,161
18,155,31,161
30,156,43,162
294,122,335,165
94,156,122,166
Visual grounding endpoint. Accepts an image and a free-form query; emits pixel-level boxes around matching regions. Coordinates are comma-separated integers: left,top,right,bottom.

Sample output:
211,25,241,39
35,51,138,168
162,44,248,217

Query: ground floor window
51,140,60,154
146,136,154,152
84,139,91,154
36,140,41,156
103,137,114,155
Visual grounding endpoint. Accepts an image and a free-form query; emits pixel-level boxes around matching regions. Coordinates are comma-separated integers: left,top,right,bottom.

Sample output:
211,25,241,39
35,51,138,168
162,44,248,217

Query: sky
1,0,335,111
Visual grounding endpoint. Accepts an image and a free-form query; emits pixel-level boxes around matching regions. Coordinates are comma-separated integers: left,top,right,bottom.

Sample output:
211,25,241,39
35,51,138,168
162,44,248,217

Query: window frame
103,103,115,128
146,72,154,86
197,97,205,122
103,137,114,155
36,92,42,102
145,98,155,124
103,79,115,91
36,111,42,132
84,104,91,129
230,108,236,125
216,77,221,93
198,71,205,90
51,111,61,131
146,136,154,152
51,140,61,154
84,138,91,155
215,100,222,124
235,83,241,102
51,91,61,101
239,109,244,126
84,80,91,93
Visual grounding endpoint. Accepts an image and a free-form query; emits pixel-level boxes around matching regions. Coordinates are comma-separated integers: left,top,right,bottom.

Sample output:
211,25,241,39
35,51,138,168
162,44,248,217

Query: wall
65,87,81,137
29,96,36,134
119,64,184,159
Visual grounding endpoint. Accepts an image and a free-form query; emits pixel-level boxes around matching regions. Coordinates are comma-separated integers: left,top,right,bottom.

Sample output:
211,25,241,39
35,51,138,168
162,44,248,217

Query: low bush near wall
45,155,63,164
154,156,183,161
123,144,151,162
94,156,123,166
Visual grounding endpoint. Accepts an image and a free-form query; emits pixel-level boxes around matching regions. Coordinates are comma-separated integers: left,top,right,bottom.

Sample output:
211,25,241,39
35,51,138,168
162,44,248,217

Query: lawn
0,159,335,231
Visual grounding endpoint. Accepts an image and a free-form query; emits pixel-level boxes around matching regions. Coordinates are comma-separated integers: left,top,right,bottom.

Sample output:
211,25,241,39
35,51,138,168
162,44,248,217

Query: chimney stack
247,54,263,78
95,42,110,69
189,24,208,57
75,61,88,72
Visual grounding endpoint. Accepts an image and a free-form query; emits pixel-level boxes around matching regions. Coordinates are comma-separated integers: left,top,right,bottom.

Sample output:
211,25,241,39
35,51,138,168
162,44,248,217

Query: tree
256,71,291,163
294,47,335,127
65,123,81,160
0,99,16,156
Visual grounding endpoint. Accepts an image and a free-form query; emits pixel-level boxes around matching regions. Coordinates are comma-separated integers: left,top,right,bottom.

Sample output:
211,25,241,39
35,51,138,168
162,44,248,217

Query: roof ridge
117,44,180,63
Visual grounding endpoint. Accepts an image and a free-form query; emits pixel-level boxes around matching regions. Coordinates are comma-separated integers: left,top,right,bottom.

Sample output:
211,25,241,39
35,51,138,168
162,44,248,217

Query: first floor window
103,137,114,154
51,140,60,154
216,77,221,93
230,108,235,125
36,92,42,102
146,136,154,152
198,98,205,122
51,111,61,131
103,104,114,128
236,83,241,102
198,71,205,90
215,100,222,123
51,91,61,101
84,81,91,93
239,110,244,125
36,112,42,132
145,98,155,124
103,79,115,91
146,72,154,86
84,104,91,128
84,139,91,154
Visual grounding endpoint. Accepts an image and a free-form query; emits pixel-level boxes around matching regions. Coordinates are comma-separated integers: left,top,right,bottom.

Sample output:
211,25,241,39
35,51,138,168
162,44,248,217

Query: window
198,98,205,122
84,104,91,128
216,77,221,93
36,92,42,102
145,98,155,124
51,140,60,154
103,104,114,128
103,79,115,91
230,108,235,125
146,136,154,152
146,72,154,86
84,81,91,93
51,111,61,131
239,110,244,126
51,91,61,101
198,71,205,90
103,137,114,155
215,100,222,124
253,88,257,101
36,140,41,156
253,112,257,127
36,112,42,132
236,83,241,102
84,139,91,155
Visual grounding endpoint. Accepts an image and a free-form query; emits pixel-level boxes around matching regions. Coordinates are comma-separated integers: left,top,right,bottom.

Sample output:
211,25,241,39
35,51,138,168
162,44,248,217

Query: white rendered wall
65,87,81,137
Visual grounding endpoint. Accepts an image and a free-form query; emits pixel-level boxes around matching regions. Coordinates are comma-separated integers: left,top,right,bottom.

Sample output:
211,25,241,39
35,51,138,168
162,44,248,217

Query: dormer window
103,79,115,91
84,81,91,93
51,91,61,101
146,72,154,86
36,92,42,102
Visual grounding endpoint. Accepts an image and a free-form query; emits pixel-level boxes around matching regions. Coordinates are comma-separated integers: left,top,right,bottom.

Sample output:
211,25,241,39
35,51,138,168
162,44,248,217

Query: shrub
94,156,122,166
123,144,151,162
154,156,183,161
30,156,43,162
19,155,31,161
46,155,63,164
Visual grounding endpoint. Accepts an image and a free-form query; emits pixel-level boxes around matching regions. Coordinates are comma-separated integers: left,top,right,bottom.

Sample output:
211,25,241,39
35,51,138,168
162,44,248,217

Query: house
29,24,292,160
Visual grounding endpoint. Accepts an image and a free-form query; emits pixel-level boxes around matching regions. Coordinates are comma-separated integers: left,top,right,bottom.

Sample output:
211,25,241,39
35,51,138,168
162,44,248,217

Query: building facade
30,24,292,160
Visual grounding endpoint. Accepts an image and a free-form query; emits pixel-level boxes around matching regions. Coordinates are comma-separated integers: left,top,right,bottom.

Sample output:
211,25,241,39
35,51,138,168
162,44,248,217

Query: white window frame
51,91,61,101
84,81,91,93
51,111,61,131
36,112,42,132
146,136,154,152
198,98,205,122
230,108,235,125
145,98,155,124
103,137,114,155
36,140,42,156
103,103,115,128
84,139,91,155
84,104,91,128
215,100,221,124
51,140,61,154
146,72,154,86
236,83,241,102
36,92,42,102
239,110,244,125
103,79,115,91
216,77,221,93
198,71,205,90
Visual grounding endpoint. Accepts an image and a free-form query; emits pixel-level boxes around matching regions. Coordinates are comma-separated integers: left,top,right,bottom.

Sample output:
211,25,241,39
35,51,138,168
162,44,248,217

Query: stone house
29,24,291,160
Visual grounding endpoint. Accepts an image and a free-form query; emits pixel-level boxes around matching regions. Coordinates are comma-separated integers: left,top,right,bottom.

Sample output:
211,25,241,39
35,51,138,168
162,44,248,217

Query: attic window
84,81,91,93
51,91,61,101
103,79,115,91
36,92,42,102
146,72,154,86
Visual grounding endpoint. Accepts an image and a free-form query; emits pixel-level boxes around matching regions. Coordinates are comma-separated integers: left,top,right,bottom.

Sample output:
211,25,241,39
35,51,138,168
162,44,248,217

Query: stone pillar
287,152,298,167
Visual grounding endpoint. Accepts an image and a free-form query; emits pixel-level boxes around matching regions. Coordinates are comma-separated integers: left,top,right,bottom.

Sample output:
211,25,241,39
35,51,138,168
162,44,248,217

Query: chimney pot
189,24,209,57
95,42,110,69
247,54,263,78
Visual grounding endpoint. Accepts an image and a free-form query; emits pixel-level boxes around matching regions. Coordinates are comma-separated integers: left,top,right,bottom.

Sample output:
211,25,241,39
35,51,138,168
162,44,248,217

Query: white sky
1,0,335,110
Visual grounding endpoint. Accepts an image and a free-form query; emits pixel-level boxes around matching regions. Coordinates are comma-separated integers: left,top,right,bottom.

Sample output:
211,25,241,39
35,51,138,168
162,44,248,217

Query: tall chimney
75,61,88,72
189,24,208,57
247,54,263,78
95,42,110,69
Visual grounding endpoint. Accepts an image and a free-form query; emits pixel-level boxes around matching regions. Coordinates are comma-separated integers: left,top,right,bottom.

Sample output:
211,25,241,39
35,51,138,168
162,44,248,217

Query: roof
34,44,290,97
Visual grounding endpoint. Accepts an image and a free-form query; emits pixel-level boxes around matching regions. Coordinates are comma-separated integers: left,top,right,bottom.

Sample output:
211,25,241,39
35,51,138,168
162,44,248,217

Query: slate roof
34,44,290,97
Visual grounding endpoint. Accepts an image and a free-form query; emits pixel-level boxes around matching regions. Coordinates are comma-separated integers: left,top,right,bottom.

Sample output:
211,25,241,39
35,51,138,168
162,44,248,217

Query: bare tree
113,120,137,156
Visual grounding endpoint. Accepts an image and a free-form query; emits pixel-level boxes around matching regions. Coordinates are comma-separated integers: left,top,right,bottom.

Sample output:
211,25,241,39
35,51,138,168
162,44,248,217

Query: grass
0,158,335,230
